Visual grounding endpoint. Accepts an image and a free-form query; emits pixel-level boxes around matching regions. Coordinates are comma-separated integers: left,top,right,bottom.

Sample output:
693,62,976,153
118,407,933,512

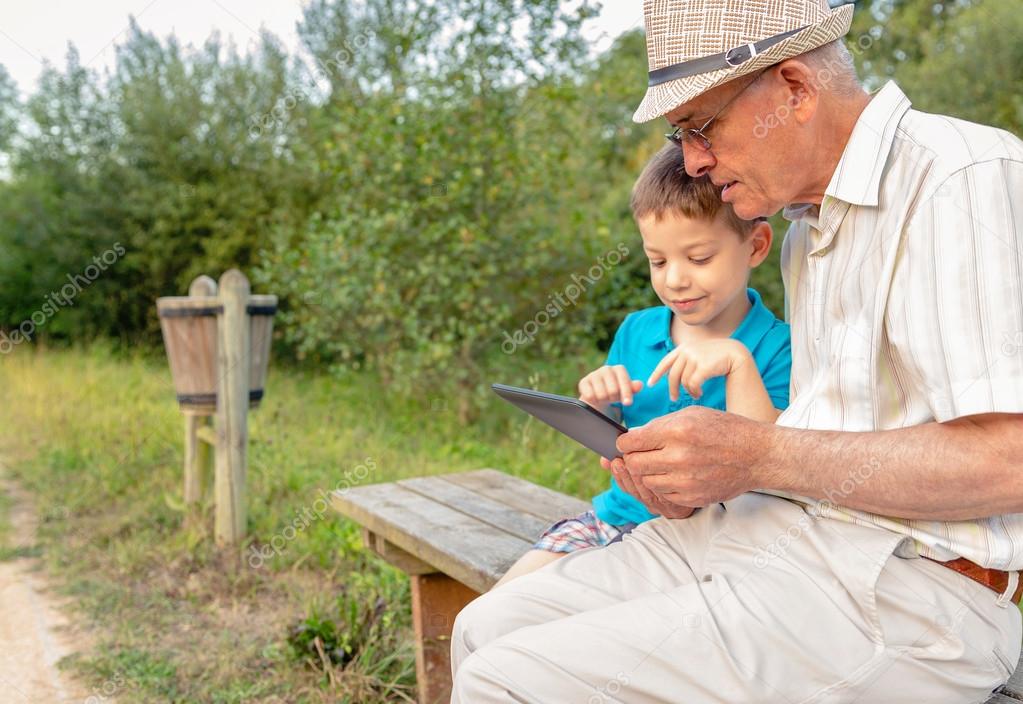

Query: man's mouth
721,181,739,199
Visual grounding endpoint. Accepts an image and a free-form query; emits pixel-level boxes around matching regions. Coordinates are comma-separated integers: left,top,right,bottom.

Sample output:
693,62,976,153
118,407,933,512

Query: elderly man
450,0,1023,701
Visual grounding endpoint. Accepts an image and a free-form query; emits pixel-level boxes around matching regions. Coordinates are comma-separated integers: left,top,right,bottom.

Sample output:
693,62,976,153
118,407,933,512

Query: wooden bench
331,468,588,704
331,468,1023,704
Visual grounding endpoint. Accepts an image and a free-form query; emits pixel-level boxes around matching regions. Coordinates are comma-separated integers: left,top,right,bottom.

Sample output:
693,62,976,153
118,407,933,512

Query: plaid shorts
532,509,638,554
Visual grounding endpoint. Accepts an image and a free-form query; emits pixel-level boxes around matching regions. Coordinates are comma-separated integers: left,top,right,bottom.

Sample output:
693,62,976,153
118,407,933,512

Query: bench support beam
362,528,436,575
411,573,479,704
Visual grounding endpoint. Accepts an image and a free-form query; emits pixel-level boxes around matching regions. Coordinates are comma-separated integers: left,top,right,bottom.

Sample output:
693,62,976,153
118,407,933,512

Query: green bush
255,1,657,417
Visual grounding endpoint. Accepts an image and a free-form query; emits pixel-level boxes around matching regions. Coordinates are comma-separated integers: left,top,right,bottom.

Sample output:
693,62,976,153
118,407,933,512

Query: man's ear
773,59,820,125
748,220,773,267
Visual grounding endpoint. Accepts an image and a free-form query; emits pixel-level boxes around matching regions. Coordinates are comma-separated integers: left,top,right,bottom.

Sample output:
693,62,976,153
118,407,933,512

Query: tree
0,64,18,158
0,24,320,344
258,0,624,420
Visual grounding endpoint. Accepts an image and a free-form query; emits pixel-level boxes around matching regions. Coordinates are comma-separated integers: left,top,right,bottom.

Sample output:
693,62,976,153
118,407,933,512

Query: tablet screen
492,383,626,459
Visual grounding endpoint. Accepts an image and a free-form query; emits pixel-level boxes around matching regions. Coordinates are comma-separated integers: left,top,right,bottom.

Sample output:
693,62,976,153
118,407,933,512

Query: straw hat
632,0,854,123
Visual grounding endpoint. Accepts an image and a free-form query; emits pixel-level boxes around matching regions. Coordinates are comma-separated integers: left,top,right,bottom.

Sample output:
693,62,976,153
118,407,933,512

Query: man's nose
681,141,716,177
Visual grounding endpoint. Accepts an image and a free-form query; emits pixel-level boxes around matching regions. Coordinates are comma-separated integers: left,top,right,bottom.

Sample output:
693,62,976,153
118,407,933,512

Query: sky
0,1,645,97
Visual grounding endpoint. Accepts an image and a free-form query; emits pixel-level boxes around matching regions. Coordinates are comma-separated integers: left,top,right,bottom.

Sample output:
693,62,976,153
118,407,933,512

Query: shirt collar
783,81,912,225
648,288,775,349
782,202,820,227
824,81,912,208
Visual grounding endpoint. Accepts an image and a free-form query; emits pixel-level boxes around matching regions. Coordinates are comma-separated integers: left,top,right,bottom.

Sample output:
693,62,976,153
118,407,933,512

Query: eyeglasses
665,71,764,152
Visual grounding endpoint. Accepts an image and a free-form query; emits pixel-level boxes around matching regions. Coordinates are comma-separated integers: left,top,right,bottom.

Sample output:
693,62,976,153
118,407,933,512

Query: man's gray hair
798,40,862,97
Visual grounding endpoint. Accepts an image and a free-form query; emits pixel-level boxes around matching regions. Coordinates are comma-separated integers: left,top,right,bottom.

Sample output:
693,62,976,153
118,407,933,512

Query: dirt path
0,476,96,703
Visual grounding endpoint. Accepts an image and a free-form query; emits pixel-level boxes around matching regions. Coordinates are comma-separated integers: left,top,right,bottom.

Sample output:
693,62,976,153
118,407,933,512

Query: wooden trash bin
156,272,277,544
157,288,277,414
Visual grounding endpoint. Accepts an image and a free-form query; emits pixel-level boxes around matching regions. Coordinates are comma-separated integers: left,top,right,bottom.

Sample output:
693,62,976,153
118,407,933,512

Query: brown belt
925,557,1023,605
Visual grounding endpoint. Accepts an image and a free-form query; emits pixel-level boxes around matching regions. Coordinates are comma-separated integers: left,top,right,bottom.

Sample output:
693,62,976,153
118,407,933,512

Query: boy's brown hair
630,144,765,235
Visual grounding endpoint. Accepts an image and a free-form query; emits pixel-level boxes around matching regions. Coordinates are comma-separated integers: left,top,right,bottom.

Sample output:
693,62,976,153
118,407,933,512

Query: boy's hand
648,339,752,402
578,364,644,410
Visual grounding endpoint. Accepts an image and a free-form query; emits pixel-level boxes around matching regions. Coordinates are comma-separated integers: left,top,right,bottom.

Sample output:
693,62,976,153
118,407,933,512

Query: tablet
491,383,626,459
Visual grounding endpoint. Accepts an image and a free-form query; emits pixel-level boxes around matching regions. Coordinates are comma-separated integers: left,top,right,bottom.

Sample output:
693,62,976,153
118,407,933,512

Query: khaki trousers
450,492,1021,703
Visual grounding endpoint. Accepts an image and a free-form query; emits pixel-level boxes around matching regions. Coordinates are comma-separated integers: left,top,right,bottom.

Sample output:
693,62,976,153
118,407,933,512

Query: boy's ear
748,220,773,267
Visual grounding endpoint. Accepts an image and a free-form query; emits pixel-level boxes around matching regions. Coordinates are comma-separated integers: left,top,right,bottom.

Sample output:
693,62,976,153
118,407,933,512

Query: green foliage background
0,0,1020,414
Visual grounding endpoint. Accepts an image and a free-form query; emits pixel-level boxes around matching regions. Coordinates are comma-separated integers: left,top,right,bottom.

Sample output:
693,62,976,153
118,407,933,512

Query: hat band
647,25,808,87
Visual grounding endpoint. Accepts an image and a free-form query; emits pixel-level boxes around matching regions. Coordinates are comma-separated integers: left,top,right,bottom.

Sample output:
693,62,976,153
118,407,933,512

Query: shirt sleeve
758,328,793,410
604,313,630,367
894,158,1023,421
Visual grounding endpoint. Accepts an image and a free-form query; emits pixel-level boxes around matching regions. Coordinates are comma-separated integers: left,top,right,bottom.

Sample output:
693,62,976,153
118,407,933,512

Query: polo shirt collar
783,81,912,226
647,288,775,350
730,287,775,349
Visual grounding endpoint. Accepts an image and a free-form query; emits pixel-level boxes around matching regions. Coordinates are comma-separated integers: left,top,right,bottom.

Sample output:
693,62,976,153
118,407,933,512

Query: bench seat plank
397,475,553,543
332,478,534,593
443,468,589,523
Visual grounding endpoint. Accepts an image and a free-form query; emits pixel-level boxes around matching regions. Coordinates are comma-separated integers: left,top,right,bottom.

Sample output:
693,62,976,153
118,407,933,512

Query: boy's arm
648,338,787,424
723,349,782,423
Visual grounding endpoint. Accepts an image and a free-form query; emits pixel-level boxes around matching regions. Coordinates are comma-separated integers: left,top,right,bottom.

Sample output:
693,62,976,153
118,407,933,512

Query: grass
0,342,603,703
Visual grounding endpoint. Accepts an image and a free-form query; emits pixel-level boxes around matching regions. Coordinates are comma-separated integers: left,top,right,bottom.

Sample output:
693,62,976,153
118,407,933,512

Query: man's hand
647,338,752,402
615,406,775,508
600,455,697,519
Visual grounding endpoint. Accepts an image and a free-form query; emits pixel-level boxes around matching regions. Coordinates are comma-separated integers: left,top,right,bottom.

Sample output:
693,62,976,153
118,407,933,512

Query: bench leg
411,573,479,704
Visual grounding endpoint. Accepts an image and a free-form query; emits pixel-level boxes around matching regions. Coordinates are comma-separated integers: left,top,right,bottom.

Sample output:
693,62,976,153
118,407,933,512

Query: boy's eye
689,256,713,265
649,259,666,268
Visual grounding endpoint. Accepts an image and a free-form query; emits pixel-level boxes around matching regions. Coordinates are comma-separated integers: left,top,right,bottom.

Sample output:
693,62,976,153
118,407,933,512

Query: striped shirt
768,81,1023,570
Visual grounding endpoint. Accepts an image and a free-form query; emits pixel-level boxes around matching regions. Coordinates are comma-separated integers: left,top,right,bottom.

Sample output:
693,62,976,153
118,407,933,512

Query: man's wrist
747,419,792,492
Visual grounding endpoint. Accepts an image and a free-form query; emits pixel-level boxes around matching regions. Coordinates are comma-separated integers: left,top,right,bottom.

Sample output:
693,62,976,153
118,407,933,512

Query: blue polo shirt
592,288,791,526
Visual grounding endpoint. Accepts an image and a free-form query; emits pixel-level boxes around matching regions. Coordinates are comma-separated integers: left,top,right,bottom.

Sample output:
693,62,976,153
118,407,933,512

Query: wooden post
188,275,218,299
214,269,250,545
183,276,217,516
183,412,211,508
410,574,479,704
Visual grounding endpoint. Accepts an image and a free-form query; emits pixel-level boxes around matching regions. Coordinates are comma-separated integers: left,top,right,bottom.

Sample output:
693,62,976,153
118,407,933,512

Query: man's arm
614,407,1023,521
760,411,1023,520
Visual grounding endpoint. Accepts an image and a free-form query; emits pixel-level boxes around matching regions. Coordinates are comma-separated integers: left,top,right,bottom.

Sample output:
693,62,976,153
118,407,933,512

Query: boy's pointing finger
646,347,678,388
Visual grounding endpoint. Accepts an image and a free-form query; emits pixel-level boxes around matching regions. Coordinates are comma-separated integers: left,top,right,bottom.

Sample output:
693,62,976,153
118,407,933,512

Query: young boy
493,144,791,587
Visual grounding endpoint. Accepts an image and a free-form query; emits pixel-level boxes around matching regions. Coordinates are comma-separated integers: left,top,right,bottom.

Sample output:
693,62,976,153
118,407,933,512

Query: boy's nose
681,141,716,177
665,265,690,291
